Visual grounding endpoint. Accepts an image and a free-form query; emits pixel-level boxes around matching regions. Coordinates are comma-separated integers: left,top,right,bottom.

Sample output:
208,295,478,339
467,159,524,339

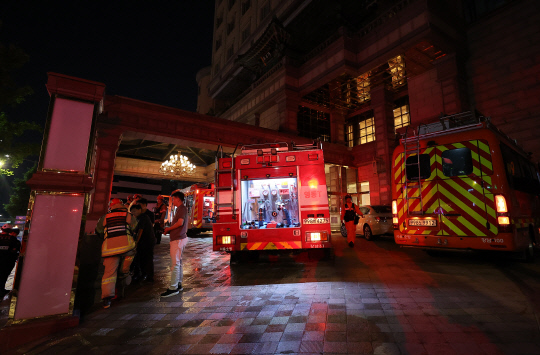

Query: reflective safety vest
343,203,359,222
102,210,136,257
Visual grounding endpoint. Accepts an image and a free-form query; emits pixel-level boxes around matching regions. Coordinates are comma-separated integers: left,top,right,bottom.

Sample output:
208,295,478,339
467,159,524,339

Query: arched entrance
2,73,354,345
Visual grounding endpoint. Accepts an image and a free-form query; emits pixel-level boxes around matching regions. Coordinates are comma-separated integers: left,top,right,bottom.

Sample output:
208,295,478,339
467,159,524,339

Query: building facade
198,0,540,222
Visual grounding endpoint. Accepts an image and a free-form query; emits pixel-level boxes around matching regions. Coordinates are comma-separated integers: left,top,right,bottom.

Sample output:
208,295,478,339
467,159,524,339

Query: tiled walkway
4,233,540,354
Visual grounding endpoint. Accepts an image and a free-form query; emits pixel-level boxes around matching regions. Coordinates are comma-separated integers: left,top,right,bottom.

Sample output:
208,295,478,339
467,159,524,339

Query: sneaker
178,283,183,292
348,241,354,248
102,298,112,309
160,288,180,298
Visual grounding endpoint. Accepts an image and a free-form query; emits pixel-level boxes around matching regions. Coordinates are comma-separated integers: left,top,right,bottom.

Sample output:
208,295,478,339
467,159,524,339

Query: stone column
2,73,104,348
434,52,470,114
370,85,395,205
85,124,123,233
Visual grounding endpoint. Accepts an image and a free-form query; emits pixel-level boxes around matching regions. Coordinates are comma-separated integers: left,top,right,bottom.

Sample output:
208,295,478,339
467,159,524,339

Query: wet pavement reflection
3,233,540,354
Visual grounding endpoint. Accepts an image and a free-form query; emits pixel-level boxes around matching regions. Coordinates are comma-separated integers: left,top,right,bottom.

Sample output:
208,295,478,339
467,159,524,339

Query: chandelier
159,152,196,177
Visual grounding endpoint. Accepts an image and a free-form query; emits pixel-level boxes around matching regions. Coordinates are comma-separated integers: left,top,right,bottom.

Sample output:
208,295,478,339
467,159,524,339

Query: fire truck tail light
498,216,510,225
217,235,235,245
306,231,328,242
285,155,295,162
240,158,250,165
392,200,398,228
308,154,318,160
495,195,507,213
222,161,232,168
392,200,398,214
393,217,398,224
193,219,198,225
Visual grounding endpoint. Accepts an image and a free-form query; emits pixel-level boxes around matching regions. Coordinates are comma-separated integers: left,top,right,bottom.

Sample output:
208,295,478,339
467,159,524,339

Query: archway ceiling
117,131,236,167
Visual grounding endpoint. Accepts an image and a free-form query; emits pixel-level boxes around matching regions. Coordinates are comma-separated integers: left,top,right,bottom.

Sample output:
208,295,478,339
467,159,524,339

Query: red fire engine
392,111,540,260
213,141,332,262
181,183,215,236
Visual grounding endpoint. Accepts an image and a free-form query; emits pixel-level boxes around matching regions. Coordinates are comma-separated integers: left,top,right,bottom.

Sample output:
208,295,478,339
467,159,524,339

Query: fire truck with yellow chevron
213,141,332,262
181,183,215,236
392,111,540,260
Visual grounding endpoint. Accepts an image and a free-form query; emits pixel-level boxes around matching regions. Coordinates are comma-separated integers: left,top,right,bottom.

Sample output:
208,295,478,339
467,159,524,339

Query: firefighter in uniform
0,224,21,298
341,194,363,248
153,195,168,244
96,198,137,308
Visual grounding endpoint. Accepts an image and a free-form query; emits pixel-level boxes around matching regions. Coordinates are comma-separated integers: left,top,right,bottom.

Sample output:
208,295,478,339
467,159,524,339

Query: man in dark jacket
130,204,156,282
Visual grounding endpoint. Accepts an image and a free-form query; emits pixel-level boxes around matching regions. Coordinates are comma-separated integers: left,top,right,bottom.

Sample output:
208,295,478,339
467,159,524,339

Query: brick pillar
434,52,469,114
370,85,395,205
277,91,300,134
85,125,123,233
330,109,346,145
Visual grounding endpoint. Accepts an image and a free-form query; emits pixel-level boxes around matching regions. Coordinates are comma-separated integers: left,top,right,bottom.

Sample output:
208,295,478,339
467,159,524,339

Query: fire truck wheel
363,225,373,241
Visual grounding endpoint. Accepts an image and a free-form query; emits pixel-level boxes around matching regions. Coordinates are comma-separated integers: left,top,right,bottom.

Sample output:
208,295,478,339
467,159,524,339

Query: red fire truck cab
213,141,332,262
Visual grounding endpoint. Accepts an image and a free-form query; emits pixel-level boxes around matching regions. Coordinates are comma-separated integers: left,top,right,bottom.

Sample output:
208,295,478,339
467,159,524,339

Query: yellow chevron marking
441,217,466,236
264,242,278,250
438,184,486,236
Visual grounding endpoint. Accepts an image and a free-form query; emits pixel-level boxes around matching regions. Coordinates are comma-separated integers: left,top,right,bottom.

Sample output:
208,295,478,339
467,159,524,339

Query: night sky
0,1,216,215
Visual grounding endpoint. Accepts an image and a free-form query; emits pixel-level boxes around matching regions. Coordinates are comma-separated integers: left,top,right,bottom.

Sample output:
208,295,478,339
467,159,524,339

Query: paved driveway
5,233,540,354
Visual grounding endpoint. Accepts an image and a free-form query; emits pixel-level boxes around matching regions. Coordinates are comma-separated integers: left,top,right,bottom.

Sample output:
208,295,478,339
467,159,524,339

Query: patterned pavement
3,232,540,354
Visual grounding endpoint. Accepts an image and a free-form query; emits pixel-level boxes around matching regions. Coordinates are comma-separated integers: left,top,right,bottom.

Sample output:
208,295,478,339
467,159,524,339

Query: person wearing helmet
0,224,21,298
95,198,138,308
341,194,363,248
153,195,168,244
124,195,135,209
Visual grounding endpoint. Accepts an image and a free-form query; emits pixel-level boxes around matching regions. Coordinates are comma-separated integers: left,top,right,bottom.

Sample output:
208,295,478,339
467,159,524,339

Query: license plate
303,218,329,224
408,219,437,227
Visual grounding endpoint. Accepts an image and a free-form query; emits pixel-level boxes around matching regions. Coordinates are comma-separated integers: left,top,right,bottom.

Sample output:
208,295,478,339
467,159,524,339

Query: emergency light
217,235,235,245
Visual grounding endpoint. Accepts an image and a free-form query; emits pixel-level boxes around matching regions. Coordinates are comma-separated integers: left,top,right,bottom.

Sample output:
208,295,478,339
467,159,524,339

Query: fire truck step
215,186,232,190
216,203,233,207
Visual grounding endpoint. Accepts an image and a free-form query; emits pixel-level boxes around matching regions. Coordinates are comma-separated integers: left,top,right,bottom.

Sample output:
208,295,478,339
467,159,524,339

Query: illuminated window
346,124,354,148
356,72,371,103
388,55,406,89
360,181,370,205
359,117,375,144
345,111,375,147
393,97,410,131
297,106,330,142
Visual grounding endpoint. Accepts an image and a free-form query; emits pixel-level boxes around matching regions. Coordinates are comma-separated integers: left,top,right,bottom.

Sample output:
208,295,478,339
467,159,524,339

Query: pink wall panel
14,194,84,320
42,98,94,171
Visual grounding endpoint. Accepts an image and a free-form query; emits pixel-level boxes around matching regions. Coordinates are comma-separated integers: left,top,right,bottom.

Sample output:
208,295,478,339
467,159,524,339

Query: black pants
137,243,155,280
154,224,163,244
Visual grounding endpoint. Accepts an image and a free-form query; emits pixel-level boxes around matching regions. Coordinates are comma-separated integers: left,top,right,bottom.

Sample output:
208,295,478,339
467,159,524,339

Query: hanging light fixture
159,151,196,177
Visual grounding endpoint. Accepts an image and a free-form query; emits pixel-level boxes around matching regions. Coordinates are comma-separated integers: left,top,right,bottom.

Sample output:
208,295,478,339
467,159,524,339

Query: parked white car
356,205,393,240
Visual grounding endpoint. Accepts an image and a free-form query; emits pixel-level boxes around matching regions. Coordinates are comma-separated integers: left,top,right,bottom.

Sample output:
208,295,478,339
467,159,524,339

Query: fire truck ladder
214,145,239,220
403,126,424,215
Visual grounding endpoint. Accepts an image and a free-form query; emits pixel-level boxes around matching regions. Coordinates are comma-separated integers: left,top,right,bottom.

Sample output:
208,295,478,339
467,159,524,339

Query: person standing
160,190,188,297
136,198,155,224
153,195,167,244
341,194,363,248
96,198,137,308
130,204,156,282
0,224,21,299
